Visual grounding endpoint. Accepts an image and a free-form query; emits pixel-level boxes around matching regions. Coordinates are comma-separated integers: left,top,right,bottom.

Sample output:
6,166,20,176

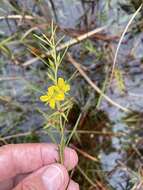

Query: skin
0,143,79,190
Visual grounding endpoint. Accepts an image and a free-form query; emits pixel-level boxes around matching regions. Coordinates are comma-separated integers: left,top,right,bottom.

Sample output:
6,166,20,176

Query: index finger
0,143,78,182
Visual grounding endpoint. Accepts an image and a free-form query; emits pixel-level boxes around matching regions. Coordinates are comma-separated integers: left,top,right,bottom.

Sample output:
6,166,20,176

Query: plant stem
59,114,65,164
53,46,58,83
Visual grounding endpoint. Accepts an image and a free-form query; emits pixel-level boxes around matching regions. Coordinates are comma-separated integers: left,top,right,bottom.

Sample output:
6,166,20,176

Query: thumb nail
42,164,66,190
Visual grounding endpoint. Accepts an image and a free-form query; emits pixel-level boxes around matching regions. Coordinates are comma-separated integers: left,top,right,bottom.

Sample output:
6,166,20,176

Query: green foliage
114,68,126,93
83,39,103,61
35,23,73,163
0,35,15,57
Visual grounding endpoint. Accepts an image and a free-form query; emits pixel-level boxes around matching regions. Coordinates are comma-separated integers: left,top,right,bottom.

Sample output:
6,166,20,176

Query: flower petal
58,78,64,87
40,95,49,102
48,86,55,95
49,99,56,109
57,78,70,93
54,85,60,92
64,84,70,92
55,92,65,101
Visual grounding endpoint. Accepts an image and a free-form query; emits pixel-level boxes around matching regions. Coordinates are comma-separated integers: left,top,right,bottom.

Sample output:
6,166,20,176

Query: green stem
52,40,58,83
59,114,65,164
55,63,58,83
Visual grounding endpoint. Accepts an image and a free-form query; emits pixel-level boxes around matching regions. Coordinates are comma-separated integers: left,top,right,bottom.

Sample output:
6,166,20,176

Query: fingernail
42,164,64,190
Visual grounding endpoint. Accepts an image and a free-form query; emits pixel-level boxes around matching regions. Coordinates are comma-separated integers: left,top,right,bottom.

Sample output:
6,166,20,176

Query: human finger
0,143,78,182
0,178,13,190
13,163,69,190
66,180,80,190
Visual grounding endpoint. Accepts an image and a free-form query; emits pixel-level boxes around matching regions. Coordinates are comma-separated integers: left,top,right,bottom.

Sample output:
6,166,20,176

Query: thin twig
66,113,82,146
74,130,125,137
110,4,142,84
23,26,107,66
0,137,7,145
0,15,35,20
77,166,107,190
21,27,38,40
0,130,125,142
77,165,97,188
0,77,23,81
71,144,99,162
67,53,130,113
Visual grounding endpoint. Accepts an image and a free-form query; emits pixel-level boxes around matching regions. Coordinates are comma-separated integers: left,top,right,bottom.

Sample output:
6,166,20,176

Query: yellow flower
40,86,56,109
40,78,70,109
56,78,70,93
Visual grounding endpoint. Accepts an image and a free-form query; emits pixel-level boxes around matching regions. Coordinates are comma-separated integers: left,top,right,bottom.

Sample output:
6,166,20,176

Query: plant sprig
34,22,72,164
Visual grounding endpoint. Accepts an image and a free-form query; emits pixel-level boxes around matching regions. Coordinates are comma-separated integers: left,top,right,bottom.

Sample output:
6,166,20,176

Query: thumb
13,163,69,190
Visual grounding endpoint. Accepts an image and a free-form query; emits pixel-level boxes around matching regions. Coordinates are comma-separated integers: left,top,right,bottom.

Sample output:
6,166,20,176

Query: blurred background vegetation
1,0,143,189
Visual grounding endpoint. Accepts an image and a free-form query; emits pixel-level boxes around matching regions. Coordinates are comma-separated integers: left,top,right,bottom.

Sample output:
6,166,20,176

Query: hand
0,143,79,190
